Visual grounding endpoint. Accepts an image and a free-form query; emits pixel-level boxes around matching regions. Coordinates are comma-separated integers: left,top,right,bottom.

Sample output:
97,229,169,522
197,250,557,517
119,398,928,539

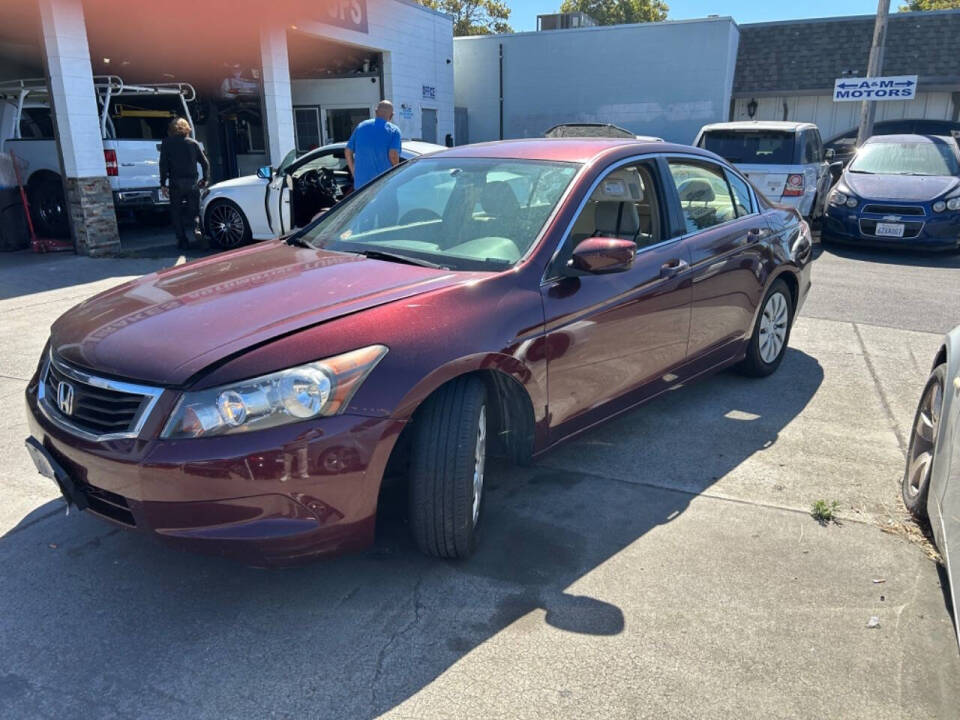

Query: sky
507,0,884,32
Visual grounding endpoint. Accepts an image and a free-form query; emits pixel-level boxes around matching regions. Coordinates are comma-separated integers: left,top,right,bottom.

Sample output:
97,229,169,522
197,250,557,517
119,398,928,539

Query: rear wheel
408,376,487,559
205,200,251,249
27,175,69,238
737,279,793,377
902,364,946,522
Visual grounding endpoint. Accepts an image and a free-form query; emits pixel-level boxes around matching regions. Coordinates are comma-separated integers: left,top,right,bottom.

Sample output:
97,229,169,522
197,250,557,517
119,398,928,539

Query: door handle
660,258,689,278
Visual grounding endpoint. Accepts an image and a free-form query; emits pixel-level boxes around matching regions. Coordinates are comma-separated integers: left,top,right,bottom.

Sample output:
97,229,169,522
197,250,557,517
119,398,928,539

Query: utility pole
856,0,891,147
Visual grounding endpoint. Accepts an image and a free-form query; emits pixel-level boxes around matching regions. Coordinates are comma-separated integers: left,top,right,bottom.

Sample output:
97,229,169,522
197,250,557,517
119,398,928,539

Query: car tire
205,200,251,249
27,175,69,238
902,363,946,522
408,376,487,559
737,278,793,378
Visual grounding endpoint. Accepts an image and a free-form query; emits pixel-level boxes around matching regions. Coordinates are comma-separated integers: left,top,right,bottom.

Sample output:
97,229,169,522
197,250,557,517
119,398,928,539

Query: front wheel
28,176,69,238
205,200,251,249
408,376,487,559
902,364,946,522
737,278,793,377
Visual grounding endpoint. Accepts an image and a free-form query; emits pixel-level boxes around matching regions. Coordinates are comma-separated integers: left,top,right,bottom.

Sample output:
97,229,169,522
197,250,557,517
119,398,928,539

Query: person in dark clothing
159,117,210,249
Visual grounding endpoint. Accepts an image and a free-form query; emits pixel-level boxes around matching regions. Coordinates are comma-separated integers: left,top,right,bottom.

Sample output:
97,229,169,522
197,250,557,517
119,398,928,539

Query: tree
899,0,960,10
558,0,669,25
417,0,512,36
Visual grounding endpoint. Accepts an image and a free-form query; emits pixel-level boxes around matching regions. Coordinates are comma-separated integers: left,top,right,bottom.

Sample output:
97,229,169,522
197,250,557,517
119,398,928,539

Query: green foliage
899,0,960,10
810,499,841,525
558,0,669,25
418,0,512,35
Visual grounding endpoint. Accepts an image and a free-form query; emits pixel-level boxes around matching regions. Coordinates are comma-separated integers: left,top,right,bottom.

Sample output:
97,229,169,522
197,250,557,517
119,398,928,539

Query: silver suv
694,121,836,221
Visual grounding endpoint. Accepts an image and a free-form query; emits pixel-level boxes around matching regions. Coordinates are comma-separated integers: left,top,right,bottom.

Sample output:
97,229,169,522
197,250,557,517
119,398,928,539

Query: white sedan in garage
201,140,445,248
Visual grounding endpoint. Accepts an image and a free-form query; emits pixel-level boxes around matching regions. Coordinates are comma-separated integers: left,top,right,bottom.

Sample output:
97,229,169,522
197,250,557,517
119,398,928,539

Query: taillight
104,149,118,176
782,174,804,197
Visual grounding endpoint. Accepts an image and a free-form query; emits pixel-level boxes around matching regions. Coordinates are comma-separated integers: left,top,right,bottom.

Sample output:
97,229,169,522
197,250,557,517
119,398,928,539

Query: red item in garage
9,149,74,253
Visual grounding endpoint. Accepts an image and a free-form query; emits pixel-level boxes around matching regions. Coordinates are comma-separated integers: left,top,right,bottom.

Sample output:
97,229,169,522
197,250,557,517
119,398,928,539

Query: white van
0,76,196,237
693,121,835,220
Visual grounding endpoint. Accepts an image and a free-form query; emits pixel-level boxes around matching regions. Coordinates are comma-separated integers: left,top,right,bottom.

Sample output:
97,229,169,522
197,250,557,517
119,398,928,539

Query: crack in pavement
370,574,425,711
853,322,908,454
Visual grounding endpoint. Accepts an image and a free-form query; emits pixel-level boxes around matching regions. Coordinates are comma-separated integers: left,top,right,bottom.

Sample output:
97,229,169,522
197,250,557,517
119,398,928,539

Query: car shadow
816,240,960,269
0,349,823,718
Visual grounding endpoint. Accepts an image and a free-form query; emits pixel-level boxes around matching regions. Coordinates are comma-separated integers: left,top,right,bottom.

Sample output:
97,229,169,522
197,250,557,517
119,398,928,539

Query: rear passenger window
667,161,738,233
725,171,754,217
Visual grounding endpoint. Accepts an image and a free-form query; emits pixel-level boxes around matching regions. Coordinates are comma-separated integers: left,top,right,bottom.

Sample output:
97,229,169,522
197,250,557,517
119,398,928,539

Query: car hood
51,241,472,386
208,174,264,191
843,172,960,202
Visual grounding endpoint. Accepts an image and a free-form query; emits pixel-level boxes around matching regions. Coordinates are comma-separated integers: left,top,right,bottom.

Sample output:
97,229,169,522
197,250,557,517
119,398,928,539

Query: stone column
259,26,296,167
38,0,119,256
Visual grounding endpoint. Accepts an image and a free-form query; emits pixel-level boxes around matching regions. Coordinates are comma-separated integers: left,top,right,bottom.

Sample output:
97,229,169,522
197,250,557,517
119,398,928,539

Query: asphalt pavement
0,243,959,719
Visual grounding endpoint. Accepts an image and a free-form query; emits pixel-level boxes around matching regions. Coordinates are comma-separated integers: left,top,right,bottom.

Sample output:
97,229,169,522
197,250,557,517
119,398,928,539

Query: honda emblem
57,381,75,416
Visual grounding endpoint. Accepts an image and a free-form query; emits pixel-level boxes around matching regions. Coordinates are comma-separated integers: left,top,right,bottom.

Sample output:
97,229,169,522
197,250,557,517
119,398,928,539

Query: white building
453,17,741,145
0,0,454,255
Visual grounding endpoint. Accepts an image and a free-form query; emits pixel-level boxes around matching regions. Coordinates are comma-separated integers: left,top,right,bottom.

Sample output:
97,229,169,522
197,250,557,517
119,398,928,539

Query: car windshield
699,131,796,165
849,141,960,176
297,157,580,271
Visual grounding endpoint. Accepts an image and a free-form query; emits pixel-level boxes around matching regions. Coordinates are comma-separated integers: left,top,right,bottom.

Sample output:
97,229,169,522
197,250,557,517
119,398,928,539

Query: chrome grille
38,353,163,441
862,204,925,216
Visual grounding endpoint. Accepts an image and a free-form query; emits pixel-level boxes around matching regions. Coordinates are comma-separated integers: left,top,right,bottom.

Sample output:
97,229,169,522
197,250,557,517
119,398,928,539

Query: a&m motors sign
833,75,917,102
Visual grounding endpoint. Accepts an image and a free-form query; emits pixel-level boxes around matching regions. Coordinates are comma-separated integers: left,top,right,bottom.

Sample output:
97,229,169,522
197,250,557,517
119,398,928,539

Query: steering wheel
398,208,441,225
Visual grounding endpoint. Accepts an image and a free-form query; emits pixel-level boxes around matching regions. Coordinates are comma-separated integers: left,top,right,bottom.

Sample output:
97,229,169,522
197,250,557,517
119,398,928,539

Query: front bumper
114,188,169,208
823,204,960,250
25,381,403,565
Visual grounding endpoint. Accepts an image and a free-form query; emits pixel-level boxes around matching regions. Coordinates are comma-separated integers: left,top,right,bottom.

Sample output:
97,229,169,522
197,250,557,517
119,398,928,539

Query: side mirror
257,166,273,180
568,237,636,274
825,148,836,161
829,161,844,182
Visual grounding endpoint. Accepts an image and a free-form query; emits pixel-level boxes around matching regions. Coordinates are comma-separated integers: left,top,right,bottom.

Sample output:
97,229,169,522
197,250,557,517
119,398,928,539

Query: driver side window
555,162,662,271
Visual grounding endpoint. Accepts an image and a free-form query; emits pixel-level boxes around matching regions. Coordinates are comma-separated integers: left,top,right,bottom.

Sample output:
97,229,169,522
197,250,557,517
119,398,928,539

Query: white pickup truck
0,76,196,237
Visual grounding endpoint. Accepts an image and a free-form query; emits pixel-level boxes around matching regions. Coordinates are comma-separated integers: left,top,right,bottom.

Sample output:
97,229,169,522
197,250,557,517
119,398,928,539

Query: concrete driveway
0,245,958,719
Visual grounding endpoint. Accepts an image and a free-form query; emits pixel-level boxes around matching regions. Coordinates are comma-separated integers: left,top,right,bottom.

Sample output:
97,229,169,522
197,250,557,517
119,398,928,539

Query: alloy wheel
758,291,789,364
905,374,944,500
208,204,246,248
472,405,487,526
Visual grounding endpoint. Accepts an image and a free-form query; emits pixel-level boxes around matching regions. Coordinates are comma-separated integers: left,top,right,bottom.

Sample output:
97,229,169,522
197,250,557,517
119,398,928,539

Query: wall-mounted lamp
747,98,758,118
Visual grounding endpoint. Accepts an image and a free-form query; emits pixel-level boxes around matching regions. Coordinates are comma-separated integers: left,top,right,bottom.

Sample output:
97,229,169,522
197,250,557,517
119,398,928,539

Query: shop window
237,115,264,154
294,107,321,154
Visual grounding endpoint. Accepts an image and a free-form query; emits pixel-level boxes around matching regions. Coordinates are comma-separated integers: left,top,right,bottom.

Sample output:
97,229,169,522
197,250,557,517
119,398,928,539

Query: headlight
933,201,947,213
845,196,858,208
946,198,960,211
829,190,847,206
161,345,388,438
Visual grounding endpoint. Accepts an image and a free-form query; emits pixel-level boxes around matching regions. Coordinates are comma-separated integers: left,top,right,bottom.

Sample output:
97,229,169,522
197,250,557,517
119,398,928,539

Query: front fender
392,351,546,427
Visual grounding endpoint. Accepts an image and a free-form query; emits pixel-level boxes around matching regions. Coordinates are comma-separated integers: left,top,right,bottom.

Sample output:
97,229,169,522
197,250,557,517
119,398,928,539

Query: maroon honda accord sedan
24,138,812,564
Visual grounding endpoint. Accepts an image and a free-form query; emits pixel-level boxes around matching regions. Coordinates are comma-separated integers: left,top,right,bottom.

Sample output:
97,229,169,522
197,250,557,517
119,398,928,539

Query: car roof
864,133,956,144
425,138,698,164
322,140,445,156
699,121,817,133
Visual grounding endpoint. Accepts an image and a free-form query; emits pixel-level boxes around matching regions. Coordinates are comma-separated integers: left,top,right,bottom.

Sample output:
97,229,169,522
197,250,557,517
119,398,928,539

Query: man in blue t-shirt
345,100,402,190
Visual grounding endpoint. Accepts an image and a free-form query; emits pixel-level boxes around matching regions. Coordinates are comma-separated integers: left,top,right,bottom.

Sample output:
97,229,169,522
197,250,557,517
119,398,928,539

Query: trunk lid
736,163,800,202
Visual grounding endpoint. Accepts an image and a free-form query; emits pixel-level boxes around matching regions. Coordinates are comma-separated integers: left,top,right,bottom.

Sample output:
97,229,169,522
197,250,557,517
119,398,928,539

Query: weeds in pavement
811,499,840,525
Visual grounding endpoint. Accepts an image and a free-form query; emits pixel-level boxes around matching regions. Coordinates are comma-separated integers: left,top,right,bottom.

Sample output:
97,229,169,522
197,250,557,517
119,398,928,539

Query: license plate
875,222,904,238
25,437,56,480
24,437,87,510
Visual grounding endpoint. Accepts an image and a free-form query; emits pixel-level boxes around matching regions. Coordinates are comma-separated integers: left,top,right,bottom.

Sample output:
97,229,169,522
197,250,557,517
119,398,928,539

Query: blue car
822,134,960,251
